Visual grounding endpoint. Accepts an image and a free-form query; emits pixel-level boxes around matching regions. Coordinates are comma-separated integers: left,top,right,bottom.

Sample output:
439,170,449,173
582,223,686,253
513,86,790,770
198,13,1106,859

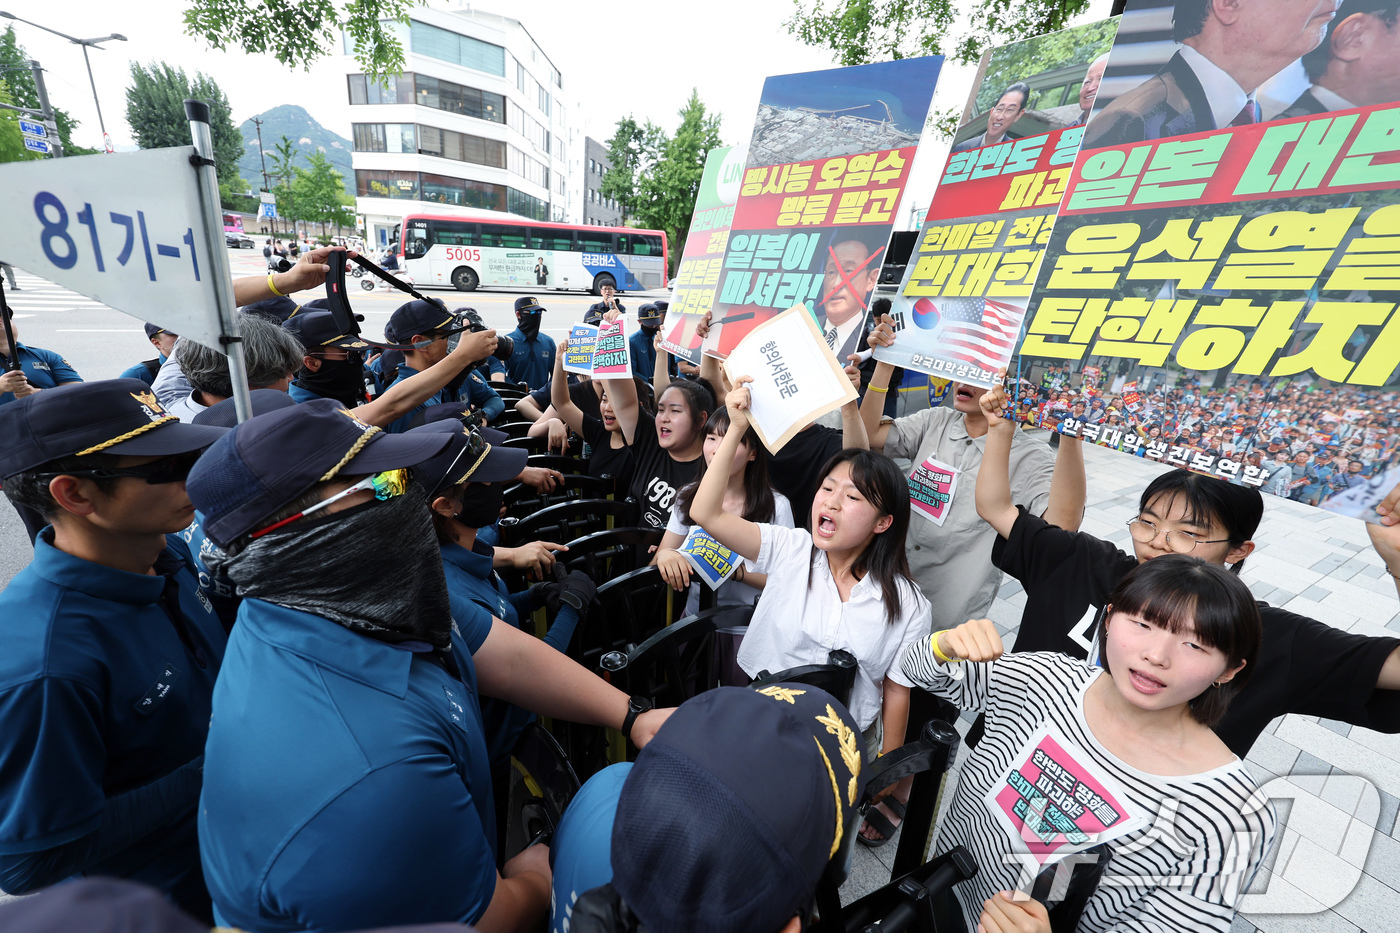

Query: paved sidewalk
843,439,1400,933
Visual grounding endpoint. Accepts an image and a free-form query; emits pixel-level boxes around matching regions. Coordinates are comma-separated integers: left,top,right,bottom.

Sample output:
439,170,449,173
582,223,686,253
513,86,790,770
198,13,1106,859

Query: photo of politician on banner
1011,0,1400,524
706,57,943,362
876,18,1120,389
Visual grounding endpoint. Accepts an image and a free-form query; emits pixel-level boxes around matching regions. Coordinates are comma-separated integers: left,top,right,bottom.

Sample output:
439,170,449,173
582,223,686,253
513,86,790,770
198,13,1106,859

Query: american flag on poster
916,296,1025,375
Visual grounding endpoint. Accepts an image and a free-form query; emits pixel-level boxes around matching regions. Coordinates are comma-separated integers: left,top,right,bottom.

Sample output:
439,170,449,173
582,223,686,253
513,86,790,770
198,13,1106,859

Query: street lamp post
0,11,126,153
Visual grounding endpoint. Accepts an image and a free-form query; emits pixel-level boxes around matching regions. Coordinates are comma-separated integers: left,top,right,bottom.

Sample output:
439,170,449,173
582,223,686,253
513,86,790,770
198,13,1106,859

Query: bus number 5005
443,247,481,262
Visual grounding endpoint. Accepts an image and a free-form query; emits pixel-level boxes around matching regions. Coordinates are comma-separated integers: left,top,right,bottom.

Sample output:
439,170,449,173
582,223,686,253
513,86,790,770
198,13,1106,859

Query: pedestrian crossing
1,268,111,319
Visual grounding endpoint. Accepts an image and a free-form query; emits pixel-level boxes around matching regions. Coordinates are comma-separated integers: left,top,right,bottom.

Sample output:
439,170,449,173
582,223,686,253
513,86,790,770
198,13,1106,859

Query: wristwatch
621,695,652,743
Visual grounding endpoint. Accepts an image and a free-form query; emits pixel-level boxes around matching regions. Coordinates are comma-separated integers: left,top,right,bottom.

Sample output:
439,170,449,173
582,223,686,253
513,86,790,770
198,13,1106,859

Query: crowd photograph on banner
5,2,1400,933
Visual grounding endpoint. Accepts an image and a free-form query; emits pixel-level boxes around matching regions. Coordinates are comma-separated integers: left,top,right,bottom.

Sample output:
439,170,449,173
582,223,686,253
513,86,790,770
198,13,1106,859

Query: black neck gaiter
296,356,366,408
208,483,454,649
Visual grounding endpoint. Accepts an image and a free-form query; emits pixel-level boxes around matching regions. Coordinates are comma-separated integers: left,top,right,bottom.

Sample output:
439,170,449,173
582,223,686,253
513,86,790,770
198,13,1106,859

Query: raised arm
973,374,1019,540
1042,432,1086,532
688,380,763,561
356,330,498,428
232,246,355,306
653,332,672,397
549,350,588,436
860,316,897,452
841,356,869,451
604,367,641,447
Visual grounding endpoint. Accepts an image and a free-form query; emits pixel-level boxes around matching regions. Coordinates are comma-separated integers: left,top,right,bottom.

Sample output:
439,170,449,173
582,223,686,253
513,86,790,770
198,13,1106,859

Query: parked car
225,233,255,249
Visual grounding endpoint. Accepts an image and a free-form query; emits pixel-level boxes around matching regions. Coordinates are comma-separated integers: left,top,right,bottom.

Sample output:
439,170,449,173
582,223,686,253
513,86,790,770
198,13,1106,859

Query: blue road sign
19,119,47,137
23,136,52,154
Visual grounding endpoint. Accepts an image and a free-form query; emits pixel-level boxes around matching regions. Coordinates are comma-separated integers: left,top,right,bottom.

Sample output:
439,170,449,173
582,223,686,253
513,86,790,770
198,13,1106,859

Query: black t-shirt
582,414,634,494
769,423,844,530
625,410,701,530
993,507,1400,757
529,380,602,422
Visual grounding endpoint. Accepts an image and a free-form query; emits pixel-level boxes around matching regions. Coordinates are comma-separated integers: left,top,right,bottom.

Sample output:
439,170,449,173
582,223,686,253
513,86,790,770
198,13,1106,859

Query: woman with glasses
973,376,1400,758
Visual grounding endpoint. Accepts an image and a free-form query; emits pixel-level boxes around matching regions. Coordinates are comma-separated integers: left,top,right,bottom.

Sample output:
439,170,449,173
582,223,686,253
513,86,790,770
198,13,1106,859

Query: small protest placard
722,304,857,454
678,525,740,590
592,318,632,376
908,455,958,526
563,324,599,376
984,723,1147,867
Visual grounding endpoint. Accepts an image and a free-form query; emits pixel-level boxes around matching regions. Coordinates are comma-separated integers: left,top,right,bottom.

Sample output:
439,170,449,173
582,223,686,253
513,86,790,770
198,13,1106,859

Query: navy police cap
186,398,452,549
608,684,867,933
514,295,544,314
143,322,175,340
191,388,298,428
284,310,372,352
0,379,227,480
386,299,454,344
240,295,301,322
636,302,663,324
406,422,525,497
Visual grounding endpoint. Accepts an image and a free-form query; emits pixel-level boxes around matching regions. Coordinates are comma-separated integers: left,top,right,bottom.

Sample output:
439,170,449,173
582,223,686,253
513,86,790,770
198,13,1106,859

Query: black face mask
455,481,505,530
297,354,365,408
517,314,542,339
641,324,660,337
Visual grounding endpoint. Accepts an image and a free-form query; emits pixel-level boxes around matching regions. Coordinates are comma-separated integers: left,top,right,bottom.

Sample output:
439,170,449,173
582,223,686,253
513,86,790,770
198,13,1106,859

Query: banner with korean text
663,146,742,366
875,18,1120,389
705,57,944,362
1012,0,1400,523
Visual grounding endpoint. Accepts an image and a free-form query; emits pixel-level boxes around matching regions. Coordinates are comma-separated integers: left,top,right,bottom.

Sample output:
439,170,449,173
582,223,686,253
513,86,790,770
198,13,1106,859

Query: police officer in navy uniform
505,296,557,390
0,380,229,920
629,302,679,382
120,324,180,388
374,300,505,432
0,319,82,406
584,282,626,326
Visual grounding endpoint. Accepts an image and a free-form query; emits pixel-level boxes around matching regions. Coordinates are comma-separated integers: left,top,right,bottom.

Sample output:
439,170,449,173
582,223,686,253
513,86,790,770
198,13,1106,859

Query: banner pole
185,98,253,424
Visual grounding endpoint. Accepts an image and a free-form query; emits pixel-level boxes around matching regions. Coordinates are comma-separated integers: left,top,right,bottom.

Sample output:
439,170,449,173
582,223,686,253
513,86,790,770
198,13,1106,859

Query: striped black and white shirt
901,645,1276,933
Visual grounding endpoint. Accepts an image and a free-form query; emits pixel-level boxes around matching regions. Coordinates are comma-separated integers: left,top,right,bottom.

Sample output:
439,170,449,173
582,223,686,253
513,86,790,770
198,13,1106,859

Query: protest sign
908,454,959,526
876,19,1120,389
563,324,598,376
592,318,632,377
664,146,742,365
984,723,1147,867
562,319,632,377
722,304,857,453
1009,0,1400,523
677,525,740,590
0,147,234,351
706,57,944,362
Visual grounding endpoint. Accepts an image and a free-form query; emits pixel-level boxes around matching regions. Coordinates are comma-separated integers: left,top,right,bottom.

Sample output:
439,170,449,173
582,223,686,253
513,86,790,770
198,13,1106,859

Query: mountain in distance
238,104,355,197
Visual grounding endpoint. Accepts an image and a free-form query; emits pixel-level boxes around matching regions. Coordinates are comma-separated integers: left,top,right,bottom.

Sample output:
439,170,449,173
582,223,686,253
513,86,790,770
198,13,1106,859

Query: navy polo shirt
384,363,452,434
462,368,505,423
0,531,224,901
442,539,517,628
200,595,498,931
119,354,167,387
504,328,556,390
0,343,82,404
629,329,678,382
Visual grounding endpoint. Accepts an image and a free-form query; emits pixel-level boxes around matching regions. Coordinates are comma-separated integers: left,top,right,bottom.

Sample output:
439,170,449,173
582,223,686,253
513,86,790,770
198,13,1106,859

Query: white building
343,4,575,251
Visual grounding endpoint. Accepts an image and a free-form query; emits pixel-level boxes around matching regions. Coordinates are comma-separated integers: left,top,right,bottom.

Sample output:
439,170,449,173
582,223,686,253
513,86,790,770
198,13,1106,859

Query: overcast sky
7,0,1113,227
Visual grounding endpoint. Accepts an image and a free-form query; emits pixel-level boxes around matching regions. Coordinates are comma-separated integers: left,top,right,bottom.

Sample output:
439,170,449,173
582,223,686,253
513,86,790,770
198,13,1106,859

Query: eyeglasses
39,449,204,485
251,468,410,539
1125,517,1230,554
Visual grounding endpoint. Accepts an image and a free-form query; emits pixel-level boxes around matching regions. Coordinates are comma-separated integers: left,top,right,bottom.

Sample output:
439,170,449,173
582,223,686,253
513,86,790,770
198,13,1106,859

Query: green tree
268,135,302,233
183,0,417,80
973,18,1117,112
0,26,96,156
292,151,355,237
785,0,1097,67
635,91,723,270
125,61,249,203
0,82,41,163
599,117,656,227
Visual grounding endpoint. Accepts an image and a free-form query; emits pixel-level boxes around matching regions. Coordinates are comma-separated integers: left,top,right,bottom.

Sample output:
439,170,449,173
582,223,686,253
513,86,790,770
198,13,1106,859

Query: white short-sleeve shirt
736,523,932,730
666,493,793,617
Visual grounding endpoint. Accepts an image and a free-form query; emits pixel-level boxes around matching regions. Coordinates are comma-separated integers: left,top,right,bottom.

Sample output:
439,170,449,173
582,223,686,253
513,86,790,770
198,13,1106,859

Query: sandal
857,797,907,848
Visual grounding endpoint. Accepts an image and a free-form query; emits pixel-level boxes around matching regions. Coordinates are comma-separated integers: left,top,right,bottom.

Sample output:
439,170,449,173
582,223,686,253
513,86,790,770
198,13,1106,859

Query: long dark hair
808,448,913,626
1097,555,1260,727
676,407,776,525
1137,470,1262,573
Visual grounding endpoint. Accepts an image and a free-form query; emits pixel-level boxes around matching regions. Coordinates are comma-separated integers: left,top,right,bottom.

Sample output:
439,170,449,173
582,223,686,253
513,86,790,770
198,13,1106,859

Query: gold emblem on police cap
129,390,166,421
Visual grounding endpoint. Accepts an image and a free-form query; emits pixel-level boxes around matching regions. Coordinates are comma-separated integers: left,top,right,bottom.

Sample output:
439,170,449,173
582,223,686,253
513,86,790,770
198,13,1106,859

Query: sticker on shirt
133,663,182,716
443,684,468,731
984,723,1147,867
908,456,958,526
678,525,740,590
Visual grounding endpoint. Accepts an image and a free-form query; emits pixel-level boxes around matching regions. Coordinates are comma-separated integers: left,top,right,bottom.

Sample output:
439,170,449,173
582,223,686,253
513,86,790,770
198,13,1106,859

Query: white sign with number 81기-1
0,148,227,350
